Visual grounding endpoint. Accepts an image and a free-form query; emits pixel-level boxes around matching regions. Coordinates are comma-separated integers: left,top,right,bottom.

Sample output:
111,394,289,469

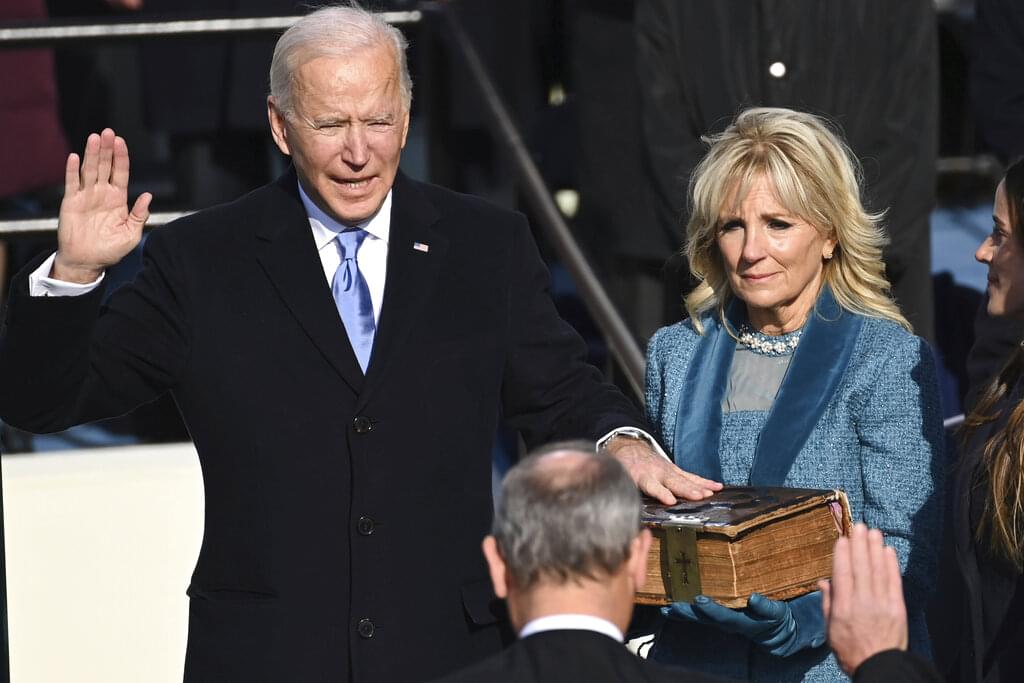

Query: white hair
269,3,413,116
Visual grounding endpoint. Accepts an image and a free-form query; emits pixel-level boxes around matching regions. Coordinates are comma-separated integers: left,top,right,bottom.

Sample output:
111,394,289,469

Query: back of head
492,442,641,589
269,3,413,117
684,107,908,333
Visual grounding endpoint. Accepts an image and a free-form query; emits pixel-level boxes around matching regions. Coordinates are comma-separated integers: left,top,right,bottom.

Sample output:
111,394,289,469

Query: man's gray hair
493,441,642,589
269,3,413,116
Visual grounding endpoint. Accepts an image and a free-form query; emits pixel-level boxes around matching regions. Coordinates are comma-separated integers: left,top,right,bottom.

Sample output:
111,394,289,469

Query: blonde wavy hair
683,107,909,334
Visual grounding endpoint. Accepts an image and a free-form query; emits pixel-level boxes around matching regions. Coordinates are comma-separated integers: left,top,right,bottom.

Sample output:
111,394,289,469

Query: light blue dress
644,290,944,682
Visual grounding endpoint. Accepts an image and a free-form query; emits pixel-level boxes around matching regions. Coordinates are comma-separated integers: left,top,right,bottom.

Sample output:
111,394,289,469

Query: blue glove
662,591,826,657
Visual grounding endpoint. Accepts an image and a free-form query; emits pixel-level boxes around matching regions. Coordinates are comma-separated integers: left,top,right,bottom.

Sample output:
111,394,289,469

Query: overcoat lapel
749,287,862,485
254,171,365,394
356,172,446,410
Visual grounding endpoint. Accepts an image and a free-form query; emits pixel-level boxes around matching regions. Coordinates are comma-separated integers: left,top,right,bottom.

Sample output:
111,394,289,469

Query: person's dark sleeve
0,228,190,432
634,0,704,242
854,649,943,683
498,215,645,446
971,0,1024,162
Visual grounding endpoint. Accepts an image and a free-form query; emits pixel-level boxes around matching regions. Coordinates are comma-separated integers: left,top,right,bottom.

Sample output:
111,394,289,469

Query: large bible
637,487,852,608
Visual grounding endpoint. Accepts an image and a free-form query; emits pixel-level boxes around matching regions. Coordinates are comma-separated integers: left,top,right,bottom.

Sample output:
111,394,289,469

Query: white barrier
2,443,203,682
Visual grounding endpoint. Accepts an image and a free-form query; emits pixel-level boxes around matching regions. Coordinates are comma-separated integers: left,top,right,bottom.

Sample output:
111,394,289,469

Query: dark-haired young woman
958,157,1024,682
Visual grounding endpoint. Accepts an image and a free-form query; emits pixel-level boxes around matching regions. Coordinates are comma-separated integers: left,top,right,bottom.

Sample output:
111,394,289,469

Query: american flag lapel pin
413,241,430,253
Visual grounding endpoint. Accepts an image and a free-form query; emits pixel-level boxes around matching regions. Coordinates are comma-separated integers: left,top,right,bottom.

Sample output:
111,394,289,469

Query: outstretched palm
55,128,152,283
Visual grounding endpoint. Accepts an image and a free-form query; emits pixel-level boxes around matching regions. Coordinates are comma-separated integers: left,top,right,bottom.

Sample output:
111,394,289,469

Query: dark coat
952,388,1024,683
426,629,730,683
0,170,644,682
854,650,943,683
634,0,938,339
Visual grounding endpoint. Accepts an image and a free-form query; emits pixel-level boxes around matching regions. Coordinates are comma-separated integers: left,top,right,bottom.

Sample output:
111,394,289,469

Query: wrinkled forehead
291,47,404,112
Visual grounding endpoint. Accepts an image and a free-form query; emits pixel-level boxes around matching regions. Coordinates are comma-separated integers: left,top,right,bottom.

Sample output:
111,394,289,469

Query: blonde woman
957,157,1024,683
644,108,944,681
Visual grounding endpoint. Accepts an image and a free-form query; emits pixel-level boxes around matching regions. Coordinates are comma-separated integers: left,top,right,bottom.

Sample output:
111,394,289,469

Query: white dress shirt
298,181,389,325
29,180,391,328
518,614,624,642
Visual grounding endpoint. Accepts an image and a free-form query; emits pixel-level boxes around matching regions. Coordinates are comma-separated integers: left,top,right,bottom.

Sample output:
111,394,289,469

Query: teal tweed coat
644,305,944,682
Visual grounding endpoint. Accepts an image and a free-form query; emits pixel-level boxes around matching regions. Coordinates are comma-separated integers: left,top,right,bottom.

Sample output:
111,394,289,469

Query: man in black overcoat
0,5,719,682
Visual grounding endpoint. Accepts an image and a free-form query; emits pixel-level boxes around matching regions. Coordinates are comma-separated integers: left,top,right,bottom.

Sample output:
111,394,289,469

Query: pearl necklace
736,324,803,357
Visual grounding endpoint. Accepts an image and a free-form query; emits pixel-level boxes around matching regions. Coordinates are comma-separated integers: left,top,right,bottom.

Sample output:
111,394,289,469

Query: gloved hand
662,591,826,657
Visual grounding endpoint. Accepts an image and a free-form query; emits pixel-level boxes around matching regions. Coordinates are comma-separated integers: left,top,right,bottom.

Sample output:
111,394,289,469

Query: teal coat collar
673,287,863,486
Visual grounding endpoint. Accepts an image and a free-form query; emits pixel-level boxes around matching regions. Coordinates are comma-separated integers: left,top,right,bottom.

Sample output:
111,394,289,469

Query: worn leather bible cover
637,486,852,608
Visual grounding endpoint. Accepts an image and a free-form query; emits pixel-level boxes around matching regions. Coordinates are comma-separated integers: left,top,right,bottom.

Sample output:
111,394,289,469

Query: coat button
357,516,375,536
769,61,787,78
357,618,375,639
353,416,372,433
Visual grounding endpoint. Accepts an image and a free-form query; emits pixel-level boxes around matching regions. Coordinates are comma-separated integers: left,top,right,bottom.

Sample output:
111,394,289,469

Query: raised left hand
603,437,721,504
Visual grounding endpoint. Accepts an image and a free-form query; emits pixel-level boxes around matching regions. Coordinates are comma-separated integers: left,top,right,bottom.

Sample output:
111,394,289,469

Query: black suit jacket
0,171,644,682
427,629,731,683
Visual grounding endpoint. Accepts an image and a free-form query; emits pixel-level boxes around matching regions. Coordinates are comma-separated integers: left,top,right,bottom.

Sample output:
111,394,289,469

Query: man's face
268,45,409,225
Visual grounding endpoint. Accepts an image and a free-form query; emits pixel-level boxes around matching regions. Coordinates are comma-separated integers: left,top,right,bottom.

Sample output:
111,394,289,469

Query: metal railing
432,5,646,397
0,5,647,398
0,12,422,46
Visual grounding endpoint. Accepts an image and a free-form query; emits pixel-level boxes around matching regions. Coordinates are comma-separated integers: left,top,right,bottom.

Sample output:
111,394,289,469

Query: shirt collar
518,614,624,642
297,179,392,251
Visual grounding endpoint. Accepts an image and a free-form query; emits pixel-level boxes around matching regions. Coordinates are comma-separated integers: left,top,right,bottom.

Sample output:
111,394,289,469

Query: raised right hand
53,128,152,283
820,524,908,675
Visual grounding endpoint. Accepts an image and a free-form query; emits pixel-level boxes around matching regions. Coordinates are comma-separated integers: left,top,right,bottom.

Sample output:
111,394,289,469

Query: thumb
127,192,152,233
746,593,788,621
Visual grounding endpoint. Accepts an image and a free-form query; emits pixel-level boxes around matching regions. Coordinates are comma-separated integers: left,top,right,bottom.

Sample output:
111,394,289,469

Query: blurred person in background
644,108,943,681
635,0,938,343
956,158,1024,682
965,0,1024,407
0,0,70,299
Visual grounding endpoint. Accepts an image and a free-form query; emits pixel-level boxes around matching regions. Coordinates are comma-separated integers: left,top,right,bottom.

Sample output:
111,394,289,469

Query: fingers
819,580,832,620
96,128,116,186
849,523,872,596
663,468,721,501
746,592,787,621
691,595,744,627
65,153,81,195
638,474,677,505
81,133,101,187
867,527,889,599
831,534,852,613
662,601,702,623
111,135,131,189
882,546,902,605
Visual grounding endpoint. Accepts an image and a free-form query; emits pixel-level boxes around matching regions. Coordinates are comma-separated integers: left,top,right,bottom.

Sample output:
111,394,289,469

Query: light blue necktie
332,229,375,373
